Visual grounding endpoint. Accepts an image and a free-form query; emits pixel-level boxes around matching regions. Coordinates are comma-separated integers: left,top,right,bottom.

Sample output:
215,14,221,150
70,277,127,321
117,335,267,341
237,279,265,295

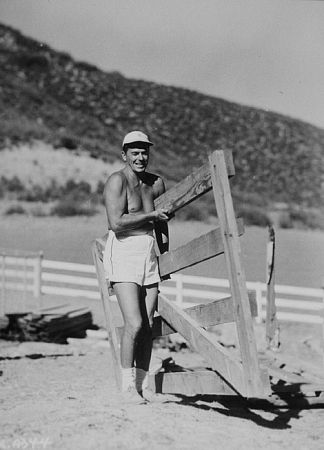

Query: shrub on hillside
44,180,62,200
30,204,49,217
237,205,272,227
18,184,47,202
62,179,92,200
96,180,105,195
278,213,293,229
1,176,24,192
51,198,97,217
96,180,106,204
279,208,324,230
5,204,26,215
0,116,51,148
58,135,78,150
16,52,49,70
13,179,93,203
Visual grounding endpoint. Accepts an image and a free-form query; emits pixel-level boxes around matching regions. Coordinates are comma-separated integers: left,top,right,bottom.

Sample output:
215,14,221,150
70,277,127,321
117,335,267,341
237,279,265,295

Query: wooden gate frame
92,149,271,398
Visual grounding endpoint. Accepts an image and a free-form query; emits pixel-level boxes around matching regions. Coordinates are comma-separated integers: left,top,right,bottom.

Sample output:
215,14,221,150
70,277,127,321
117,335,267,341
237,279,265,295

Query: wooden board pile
1,305,95,343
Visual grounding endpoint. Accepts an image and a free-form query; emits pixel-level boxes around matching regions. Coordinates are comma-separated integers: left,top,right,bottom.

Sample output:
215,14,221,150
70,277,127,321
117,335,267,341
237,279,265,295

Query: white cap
122,130,153,147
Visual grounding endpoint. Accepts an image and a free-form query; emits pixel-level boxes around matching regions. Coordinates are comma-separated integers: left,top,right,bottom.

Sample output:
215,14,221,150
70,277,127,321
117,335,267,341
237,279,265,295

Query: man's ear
121,150,127,162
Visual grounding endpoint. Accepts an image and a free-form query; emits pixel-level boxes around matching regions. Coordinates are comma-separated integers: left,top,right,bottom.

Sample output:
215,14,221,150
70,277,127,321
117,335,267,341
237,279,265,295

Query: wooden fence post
265,225,280,350
209,150,266,397
33,251,43,309
92,240,122,390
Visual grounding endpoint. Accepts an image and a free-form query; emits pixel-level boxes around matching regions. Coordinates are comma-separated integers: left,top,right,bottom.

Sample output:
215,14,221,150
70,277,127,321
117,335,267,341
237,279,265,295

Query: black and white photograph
0,1,324,449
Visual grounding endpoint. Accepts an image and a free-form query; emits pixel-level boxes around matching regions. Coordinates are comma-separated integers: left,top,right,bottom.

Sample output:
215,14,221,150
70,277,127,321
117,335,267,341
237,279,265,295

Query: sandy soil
1,323,324,450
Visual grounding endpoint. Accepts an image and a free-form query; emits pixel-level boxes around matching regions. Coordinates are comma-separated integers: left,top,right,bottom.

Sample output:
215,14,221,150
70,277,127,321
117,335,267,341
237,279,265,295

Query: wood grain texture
265,226,280,350
154,150,234,213
158,293,247,395
209,151,270,397
92,240,121,390
95,235,115,296
158,219,244,277
117,290,257,338
182,290,257,328
148,369,238,395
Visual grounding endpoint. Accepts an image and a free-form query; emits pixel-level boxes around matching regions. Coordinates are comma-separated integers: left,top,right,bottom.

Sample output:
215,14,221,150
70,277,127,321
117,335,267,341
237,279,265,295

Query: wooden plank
261,350,324,384
148,369,238,395
94,235,115,296
265,225,280,350
154,150,234,213
183,290,257,327
209,150,270,397
95,236,107,254
158,219,244,277
151,290,257,337
157,293,247,395
92,240,121,390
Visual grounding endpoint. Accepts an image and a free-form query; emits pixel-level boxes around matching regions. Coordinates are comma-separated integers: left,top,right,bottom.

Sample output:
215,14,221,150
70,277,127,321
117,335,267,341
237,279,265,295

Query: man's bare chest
126,184,155,213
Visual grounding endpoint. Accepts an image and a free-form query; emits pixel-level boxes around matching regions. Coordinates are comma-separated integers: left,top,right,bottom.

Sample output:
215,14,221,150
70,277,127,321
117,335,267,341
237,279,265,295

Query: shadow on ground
171,393,324,430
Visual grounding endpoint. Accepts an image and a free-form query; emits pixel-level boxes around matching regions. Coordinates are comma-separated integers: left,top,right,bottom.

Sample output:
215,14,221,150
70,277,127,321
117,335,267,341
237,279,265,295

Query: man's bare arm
104,173,169,233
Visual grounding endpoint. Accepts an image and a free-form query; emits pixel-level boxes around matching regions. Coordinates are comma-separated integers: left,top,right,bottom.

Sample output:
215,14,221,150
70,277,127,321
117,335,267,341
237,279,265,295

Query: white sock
135,368,148,392
121,367,135,392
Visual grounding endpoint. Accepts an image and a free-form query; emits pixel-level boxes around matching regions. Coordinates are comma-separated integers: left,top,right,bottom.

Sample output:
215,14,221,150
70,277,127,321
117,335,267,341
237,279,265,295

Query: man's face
122,143,150,173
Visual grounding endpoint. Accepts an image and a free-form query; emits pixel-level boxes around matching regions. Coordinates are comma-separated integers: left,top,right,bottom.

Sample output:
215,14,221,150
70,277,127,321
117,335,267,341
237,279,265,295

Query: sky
0,0,324,128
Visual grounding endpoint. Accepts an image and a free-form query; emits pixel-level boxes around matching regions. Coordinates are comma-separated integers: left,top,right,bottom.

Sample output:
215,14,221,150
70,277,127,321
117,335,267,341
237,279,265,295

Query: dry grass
0,142,123,190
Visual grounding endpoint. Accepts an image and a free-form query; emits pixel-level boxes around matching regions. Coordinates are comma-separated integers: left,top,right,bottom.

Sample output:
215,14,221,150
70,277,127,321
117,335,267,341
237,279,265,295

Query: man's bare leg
113,282,143,369
113,282,158,402
134,283,158,371
135,283,158,396
112,282,147,403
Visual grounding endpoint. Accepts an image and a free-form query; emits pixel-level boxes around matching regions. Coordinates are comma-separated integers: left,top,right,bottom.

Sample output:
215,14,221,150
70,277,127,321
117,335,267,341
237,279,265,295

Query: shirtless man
103,130,170,402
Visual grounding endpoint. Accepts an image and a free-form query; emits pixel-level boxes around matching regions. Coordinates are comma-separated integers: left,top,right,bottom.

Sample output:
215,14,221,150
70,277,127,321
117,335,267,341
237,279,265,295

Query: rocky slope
0,23,323,212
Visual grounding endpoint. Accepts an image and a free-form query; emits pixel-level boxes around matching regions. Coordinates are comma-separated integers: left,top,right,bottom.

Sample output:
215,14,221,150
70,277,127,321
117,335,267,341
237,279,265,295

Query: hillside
0,23,323,219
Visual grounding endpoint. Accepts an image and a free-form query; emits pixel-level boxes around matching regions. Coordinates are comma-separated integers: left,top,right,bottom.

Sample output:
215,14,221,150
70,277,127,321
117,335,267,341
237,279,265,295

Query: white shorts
103,230,160,287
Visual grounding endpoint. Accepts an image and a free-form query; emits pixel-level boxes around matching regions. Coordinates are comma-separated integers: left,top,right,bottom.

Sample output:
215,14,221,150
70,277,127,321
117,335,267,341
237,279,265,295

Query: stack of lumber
2,305,95,344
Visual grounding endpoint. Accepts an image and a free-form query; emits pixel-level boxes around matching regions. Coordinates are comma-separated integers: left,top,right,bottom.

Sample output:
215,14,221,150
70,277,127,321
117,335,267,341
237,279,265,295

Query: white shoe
121,385,147,405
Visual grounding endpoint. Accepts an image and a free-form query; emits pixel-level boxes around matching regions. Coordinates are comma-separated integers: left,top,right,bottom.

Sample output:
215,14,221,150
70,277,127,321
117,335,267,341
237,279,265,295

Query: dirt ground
1,319,324,450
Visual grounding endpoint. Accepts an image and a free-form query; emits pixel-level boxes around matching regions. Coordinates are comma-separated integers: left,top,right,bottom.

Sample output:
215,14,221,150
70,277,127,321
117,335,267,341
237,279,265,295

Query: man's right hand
153,208,170,221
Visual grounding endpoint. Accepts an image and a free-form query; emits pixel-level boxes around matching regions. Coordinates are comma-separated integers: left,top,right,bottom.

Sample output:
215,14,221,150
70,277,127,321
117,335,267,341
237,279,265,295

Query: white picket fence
1,258,323,324
42,259,323,324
